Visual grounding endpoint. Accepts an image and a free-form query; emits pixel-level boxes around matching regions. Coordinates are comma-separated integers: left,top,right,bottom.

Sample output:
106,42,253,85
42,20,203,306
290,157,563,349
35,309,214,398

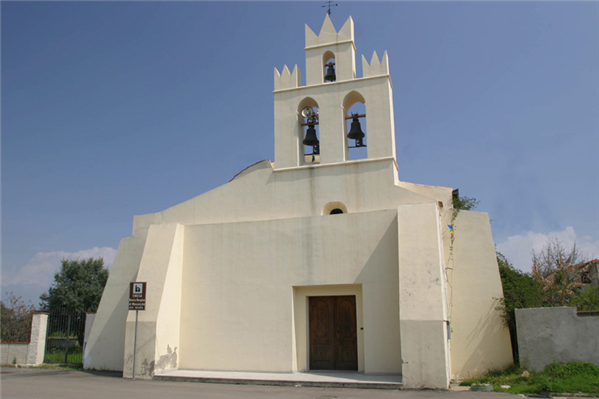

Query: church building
84,15,512,389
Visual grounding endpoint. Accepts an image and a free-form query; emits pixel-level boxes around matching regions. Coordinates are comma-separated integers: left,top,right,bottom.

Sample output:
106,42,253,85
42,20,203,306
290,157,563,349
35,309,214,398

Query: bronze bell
347,116,365,140
303,124,319,147
324,62,336,82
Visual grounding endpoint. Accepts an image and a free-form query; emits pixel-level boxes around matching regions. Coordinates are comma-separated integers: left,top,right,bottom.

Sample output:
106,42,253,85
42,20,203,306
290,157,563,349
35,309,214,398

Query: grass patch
44,347,83,364
460,361,599,396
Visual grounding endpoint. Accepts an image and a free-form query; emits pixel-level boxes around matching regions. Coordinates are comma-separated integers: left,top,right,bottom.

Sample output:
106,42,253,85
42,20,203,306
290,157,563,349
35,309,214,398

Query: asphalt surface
0,367,523,399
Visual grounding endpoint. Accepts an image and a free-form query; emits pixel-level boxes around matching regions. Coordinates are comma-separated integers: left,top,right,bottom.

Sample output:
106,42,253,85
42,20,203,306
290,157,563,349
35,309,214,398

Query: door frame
292,284,364,372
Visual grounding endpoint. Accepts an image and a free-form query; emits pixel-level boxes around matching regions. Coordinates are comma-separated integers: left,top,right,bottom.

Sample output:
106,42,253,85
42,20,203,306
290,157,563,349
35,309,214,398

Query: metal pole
133,310,138,379
64,314,71,364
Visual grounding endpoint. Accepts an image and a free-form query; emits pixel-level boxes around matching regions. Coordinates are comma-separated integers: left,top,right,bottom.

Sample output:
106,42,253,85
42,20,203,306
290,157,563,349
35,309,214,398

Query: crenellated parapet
274,64,301,91
361,51,389,78
305,14,354,48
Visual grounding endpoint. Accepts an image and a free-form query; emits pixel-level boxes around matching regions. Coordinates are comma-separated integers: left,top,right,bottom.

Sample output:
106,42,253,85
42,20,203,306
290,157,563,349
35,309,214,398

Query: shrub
544,361,599,378
571,285,599,312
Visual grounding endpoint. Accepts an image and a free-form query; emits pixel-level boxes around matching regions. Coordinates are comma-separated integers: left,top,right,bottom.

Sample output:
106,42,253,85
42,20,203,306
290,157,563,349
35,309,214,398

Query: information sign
129,282,146,379
129,282,146,311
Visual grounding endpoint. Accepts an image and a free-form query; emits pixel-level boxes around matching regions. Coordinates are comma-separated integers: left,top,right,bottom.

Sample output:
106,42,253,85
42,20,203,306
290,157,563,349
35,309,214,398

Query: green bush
571,285,599,312
495,252,543,362
544,361,599,378
531,375,552,392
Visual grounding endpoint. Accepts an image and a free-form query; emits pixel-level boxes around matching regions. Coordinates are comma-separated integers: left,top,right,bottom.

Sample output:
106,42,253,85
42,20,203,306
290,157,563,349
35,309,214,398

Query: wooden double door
309,296,358,370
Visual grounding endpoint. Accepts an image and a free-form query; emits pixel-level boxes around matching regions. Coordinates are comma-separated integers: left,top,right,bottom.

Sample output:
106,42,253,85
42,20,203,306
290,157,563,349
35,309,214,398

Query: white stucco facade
84,15,512,388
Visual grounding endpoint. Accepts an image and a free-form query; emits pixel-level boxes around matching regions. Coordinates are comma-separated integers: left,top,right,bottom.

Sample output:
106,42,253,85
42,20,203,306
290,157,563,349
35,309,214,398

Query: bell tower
273,15,397,169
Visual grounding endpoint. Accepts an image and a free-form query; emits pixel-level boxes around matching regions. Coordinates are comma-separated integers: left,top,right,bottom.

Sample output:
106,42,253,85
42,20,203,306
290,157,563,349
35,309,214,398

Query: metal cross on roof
322,0,338,15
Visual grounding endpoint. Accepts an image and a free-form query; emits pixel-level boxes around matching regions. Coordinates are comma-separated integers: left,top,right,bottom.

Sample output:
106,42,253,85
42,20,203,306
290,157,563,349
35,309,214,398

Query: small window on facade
322,201,347,215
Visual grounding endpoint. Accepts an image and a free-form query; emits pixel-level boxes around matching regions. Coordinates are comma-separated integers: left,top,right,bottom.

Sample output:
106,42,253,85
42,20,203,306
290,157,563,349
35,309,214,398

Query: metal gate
44,309,86,364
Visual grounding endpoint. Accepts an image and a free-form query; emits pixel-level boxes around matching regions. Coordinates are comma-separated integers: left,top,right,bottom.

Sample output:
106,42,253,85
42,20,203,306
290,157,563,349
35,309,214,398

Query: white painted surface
26,313,48,365
179,211,400,374
1,344,28,365
448,211,513,379
86,14,510,389
82,313,95,366
1,313,48,366
275,15,395,169
84,234,147,371
304,16,355,85
123,224,184,379
398,203,450,389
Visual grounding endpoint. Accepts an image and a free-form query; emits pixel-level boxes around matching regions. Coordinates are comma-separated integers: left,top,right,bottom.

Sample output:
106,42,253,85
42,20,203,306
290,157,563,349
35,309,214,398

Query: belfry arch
323,51,336,83
298,98,320,164
343,91,367,160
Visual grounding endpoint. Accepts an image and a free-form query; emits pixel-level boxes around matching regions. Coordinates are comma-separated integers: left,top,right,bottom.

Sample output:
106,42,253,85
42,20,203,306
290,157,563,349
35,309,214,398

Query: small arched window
322,201,348,215
323,51,336,83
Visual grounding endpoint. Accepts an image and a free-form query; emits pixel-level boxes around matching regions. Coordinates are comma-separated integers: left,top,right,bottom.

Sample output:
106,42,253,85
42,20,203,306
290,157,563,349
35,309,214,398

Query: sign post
129,282,146,380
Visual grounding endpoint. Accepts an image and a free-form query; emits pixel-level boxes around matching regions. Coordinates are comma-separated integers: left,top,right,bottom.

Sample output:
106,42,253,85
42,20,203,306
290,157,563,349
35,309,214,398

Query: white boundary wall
0,313,48,365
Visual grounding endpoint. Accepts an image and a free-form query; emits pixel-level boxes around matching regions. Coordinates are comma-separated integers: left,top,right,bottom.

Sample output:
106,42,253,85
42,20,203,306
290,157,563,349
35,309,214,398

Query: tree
39,258,109,313
532,239,587,307
571,284,599,312
1,293,36,342
496,251,543,363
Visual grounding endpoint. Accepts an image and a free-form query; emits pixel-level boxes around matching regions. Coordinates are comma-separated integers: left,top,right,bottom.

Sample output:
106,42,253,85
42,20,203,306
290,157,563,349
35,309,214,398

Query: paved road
0,367,517,399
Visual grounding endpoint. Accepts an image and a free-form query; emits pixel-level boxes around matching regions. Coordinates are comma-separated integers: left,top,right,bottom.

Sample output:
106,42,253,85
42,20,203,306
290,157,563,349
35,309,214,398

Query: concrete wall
84,153,505,389
179,210,401,375
26,313,48,365
516,307,599,371
132,159,442,236
1,313,48,366
398,202,450,389
448,211,513,379
123,223,184,378
1,344,28,365
84,234,147,371
86,157,454,376
83,313,95,365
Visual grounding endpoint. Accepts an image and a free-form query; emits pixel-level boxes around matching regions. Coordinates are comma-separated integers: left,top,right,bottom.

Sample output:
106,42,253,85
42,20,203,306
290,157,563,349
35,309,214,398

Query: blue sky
2,1,598,306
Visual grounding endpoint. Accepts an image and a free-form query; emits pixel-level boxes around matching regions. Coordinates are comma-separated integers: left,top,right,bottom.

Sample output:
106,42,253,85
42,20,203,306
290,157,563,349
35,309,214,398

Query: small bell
347,115,365,141
303,124,319,147
324,62,336,82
